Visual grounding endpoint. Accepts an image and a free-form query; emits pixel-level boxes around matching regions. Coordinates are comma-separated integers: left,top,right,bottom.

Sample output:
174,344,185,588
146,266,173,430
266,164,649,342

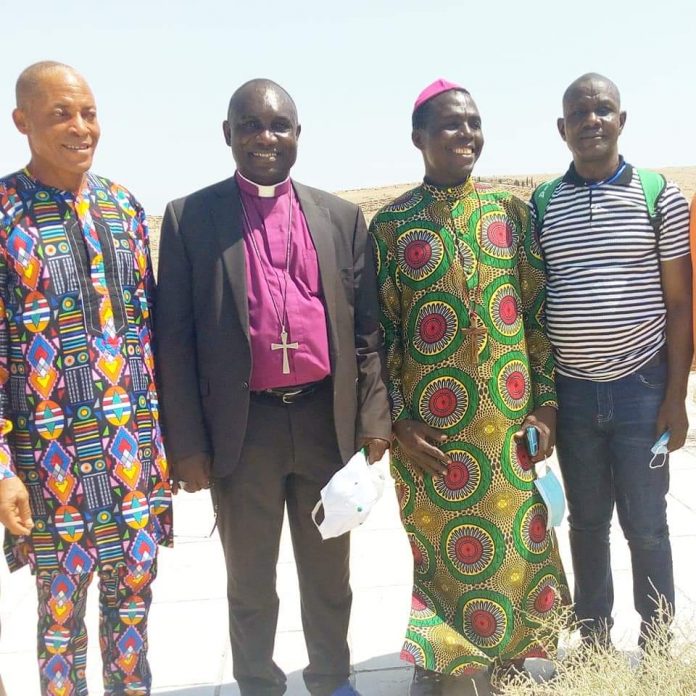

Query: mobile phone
524,426,539,457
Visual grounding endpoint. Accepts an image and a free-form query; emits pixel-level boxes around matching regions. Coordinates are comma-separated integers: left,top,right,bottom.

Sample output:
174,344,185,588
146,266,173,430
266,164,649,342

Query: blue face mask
534,464,566,529
649,430,670,469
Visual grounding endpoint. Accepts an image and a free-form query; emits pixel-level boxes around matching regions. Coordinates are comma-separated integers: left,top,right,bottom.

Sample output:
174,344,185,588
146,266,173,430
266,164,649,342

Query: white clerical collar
236,171,291,198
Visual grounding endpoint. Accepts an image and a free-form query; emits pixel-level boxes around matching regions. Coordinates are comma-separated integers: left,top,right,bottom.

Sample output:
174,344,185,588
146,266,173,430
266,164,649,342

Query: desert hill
146,166,696,269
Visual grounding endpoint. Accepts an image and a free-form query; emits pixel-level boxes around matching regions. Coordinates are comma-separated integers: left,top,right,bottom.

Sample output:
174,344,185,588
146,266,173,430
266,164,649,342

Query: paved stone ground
3,380,696,695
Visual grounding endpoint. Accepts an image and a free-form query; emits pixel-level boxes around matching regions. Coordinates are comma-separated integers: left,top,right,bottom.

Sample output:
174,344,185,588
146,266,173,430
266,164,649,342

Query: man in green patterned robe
369,79,569,694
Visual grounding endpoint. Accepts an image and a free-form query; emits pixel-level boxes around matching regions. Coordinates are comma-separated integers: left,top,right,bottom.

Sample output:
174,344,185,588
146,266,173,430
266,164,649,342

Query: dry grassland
147,167,695,269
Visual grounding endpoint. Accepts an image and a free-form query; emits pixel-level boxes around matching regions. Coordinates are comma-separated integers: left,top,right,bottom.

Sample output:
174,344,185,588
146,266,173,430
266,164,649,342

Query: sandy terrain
147,166,696,268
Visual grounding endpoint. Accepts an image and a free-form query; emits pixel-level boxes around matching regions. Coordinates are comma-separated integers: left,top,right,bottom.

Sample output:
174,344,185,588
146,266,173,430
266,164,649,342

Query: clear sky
2,0,694,214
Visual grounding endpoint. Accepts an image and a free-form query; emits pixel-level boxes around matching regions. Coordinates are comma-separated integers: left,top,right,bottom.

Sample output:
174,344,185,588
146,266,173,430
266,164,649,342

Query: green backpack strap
636,168,666,235
532,176,563,227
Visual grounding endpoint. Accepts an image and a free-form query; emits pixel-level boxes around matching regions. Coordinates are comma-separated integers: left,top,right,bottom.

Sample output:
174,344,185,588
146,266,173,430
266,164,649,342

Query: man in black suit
155,79,391,696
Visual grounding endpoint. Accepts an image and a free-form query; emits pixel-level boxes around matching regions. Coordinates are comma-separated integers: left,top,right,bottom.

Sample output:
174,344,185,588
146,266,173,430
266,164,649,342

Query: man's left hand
361,438,390,464
656,395,689,452
514,405,557,462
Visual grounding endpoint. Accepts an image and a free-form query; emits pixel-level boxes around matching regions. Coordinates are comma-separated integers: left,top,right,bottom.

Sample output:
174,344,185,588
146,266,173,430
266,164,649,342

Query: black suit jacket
154,176,391,477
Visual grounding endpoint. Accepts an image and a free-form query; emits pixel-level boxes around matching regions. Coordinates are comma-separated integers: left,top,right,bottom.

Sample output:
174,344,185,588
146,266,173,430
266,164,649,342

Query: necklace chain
240,189,294,332
438,185,485,318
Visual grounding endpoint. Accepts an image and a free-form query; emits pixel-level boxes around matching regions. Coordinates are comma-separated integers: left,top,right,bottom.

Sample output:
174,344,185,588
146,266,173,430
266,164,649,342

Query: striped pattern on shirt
531,164,690,381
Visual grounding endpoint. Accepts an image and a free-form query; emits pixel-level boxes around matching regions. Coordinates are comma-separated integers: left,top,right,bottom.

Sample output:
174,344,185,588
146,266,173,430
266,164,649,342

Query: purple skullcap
413,78,467,113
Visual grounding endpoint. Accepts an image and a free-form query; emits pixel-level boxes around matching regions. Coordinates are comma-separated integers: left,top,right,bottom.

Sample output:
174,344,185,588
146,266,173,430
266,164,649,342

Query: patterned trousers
36,561,157,696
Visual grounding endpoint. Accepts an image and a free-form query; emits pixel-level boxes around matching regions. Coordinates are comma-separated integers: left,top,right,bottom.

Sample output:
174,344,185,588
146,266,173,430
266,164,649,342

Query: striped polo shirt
530,160,690,381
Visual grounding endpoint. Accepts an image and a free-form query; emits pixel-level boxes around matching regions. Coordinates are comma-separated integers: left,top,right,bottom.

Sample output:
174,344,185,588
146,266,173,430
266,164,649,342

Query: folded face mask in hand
649,430,670,469
534,462,566,529
311,449,385,540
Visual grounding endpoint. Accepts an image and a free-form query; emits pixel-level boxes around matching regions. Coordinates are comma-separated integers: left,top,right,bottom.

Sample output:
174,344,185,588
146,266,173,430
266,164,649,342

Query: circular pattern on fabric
457,590,513,650
489,352,531,419
380,188,427,219
409,530,436,583
525,229,546,271
54,506,84,543
500,426,536,491
149,483,171,515
402,632,435,667
442,516,504,583
498,556,531,595
23,292,50,333
392,467,415,518
445,654,490,677
523,569,563,628
409,591,446,630
513,499,550,562
396,223,450,287
424,442,490,510
34,400,64,441
103,386,132,427
414,367,477,435
44,624,71,655
482,278,522,344
407,293,464,364
479,212,517,263
123,491,150,530
119,595,147,626
412,504,447,538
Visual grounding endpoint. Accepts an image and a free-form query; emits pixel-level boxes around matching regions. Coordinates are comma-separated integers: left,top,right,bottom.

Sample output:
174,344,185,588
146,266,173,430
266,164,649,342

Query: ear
12,108,29,135
296,123,301,139
411,128,423,151
222,120,231,146
556,117,566,142
618,110,627,133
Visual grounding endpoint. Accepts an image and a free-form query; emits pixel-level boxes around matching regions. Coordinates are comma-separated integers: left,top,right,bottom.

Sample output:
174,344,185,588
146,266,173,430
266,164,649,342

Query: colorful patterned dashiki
370,178,570,675
0,170,172,578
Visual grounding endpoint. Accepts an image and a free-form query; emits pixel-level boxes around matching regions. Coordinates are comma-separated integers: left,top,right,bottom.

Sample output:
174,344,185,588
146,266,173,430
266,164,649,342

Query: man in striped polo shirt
531,73,692,649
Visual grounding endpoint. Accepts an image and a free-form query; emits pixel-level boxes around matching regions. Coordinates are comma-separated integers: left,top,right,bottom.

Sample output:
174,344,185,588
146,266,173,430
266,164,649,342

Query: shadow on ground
152,653,567,695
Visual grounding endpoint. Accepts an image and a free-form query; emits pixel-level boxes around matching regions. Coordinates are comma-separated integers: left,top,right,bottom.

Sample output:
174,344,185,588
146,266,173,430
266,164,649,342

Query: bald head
227,78,298,124
563,73,621,110
16,61,87,110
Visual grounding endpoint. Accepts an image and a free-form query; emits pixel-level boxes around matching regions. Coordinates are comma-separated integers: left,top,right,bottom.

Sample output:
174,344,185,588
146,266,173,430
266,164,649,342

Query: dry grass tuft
498,599,696,696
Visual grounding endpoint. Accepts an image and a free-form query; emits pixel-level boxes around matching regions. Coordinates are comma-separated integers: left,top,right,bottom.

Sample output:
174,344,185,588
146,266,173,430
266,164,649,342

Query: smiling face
558,75,626,181
223,81,300,186
412,90,484,187
13,66,100,192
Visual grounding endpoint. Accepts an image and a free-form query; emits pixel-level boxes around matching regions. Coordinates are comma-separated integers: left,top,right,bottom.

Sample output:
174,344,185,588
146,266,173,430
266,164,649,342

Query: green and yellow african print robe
370,178,570,675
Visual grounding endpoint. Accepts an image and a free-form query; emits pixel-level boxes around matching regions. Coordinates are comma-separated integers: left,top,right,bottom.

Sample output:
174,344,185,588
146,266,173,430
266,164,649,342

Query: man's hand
170,452,212,494
361,438,390,464
0,477,33,535
392,420,448,477
514,405,557,462
656,395,689,452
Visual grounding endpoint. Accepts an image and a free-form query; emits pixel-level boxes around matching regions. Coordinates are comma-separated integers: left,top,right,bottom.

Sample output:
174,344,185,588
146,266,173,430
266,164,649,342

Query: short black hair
412,88,470,130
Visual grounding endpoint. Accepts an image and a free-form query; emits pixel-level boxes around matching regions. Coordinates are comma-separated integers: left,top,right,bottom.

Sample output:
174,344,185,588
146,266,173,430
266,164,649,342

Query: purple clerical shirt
237,172,331,391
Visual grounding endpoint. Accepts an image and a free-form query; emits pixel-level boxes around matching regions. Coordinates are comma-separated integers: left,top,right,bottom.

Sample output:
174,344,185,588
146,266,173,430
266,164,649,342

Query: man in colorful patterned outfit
0,61,172,695
370,79,569,694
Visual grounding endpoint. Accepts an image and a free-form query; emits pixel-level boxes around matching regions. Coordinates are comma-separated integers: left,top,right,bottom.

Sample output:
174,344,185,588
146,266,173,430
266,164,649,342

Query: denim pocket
635,364,666,390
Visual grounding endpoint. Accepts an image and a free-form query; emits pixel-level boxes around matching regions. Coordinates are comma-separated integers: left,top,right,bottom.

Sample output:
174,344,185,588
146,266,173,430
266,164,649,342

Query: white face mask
311,449,386,540
649,430,670,469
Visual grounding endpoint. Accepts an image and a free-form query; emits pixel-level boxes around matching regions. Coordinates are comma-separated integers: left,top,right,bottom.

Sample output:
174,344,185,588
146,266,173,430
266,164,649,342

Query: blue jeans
555,363,674,640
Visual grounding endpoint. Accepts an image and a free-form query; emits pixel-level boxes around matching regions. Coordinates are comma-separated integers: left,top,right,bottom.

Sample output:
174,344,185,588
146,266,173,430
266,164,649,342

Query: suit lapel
210,178,250,338
293,182,339,358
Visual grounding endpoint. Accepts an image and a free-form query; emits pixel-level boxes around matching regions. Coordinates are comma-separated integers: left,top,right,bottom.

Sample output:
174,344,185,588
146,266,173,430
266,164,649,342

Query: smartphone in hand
524,426,539,458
